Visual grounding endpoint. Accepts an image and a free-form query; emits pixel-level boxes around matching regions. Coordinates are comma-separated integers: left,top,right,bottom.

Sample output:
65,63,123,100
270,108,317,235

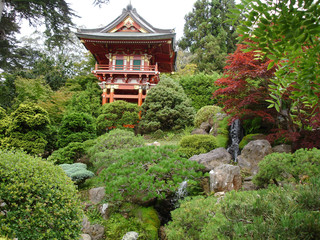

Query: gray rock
237,140,273,175
80,234,92,240
99,203,109,219
82,216,105,240
189,147,232,171
272,144,292,153
89,187,105,204
122,231,139,240
146,141,161,146
191,128,208,135
200,122,211,133
241,181,258,191
210,164,242,192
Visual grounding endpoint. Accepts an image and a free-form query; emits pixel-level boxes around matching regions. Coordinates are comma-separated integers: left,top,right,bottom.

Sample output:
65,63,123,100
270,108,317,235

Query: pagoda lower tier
93,63,160,106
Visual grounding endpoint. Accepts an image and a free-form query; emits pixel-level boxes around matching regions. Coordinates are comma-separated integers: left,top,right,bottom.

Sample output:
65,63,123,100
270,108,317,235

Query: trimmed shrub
96,100,140,135
0,150,83,239
60,163,94,184
166,178,320,240
97,145,204,203
253,148,320,187
48,141,92,164
179,73,220,111
0,107,10,139
57,112,96,148
0,103,50,155
88,129,145,172
194,105,222,128
139,76,195,133
179,135,217,158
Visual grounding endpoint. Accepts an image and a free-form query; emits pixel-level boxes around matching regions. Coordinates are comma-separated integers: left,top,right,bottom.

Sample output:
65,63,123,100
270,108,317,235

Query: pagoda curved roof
76,4,175,37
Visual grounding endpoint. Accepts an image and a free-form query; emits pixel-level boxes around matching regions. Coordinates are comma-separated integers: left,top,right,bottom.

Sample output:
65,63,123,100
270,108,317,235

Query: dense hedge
0,150,83,239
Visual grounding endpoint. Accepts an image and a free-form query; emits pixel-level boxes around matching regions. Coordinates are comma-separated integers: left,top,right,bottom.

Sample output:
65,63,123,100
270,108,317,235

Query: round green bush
48,141,88,164
194,105,222,128
96,100,140,135
179,134,217,158
0,150,83,239
60,163,95,185
57,112,96,148
253,148,320,187
139,76,195,133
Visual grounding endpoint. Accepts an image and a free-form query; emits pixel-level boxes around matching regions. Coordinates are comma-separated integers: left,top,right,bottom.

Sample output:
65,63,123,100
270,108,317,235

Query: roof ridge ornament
127,1,133,11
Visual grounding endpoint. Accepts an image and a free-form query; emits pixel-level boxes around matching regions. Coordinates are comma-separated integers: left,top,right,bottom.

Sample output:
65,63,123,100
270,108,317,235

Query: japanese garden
0,0,319,239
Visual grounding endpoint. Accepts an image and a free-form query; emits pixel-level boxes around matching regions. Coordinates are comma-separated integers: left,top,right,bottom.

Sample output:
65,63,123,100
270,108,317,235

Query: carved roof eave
77,6,174,34
76,32,176,43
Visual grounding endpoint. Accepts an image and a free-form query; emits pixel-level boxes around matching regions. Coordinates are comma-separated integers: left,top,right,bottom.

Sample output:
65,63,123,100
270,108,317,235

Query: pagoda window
115,59,124,70
133,59,141,70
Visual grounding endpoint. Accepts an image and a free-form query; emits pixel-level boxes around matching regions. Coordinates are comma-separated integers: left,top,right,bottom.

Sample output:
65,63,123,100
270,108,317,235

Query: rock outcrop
189,147,232,171
272,144,292,153
209,164,242,192
89,187,105,204
121,231,139,240
237,140,273,175
82,216,105,240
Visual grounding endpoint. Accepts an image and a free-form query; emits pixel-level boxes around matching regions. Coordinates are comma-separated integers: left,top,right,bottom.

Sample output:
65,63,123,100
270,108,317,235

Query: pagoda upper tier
75,4,176,73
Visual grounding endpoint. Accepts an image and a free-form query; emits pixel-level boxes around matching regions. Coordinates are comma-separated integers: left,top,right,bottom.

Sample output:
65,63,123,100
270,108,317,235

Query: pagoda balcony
92,63,159,76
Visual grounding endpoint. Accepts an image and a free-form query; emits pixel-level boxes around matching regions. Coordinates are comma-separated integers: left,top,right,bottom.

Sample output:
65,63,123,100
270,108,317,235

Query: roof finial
127,0,133,11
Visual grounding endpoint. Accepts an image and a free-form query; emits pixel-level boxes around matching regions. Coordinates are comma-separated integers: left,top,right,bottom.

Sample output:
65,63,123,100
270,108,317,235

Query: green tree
57,112,96,148
0,0,75,70
0,103,50,155
179,73,220,110
139,76,195,133
179,0,239,72
235,0,320,132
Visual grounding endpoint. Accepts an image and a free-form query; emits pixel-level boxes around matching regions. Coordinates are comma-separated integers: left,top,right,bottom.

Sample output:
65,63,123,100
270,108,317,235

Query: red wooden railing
94,63,158,72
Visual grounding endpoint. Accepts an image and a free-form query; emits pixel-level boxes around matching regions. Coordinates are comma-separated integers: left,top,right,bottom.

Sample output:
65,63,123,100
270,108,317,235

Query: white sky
19,0,197,41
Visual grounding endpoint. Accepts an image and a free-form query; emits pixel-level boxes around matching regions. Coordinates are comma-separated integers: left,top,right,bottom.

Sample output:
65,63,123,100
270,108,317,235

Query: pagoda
75,4,177,106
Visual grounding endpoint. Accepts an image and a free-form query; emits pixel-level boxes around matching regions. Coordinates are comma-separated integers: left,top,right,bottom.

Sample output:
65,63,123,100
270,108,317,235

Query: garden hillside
1,0,320,239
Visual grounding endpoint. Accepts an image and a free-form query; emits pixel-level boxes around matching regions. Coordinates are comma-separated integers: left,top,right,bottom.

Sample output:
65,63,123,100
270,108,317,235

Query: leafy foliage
139,76,195,133
194,105,222,128
213,43,277,126
88,129,145,172
60,163,94,185
166,178,320,239
179,73,220,110
179,0,239,72
235,0,320,133
96,100,139,134
254,148,320,187
96,145,204,204
179,135,217,158
0,150,83,239
57,112,96,148
1,103,50,155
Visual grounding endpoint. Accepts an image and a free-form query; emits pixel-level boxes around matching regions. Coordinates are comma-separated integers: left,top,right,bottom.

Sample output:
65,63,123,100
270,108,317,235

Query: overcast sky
19,0,197,41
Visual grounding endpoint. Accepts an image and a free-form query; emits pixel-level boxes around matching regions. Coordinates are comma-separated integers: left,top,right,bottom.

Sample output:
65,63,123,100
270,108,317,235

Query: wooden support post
110,87,115,103
138,88,143,106
102,88,107,105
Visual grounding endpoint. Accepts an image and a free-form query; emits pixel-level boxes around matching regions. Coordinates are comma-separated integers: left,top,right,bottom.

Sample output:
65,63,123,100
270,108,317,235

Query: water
227,119,243,162
171,180,188,208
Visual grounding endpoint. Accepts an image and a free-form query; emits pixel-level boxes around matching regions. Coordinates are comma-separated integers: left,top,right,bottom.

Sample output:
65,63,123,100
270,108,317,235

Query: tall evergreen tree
179,0,239,73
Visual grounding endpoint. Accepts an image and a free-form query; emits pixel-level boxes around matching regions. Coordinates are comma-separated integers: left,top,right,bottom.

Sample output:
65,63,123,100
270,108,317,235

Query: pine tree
179,0,239,73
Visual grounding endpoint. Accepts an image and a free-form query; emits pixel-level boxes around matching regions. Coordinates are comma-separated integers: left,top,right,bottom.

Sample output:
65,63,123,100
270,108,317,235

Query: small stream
227,119,244,162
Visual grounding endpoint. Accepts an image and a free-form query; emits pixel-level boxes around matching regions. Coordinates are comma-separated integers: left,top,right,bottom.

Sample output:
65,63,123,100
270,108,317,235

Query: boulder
82,216,105,240
209,164,242,192
200,122,211,133
189,147,232,171
191,128,208,135
242,181,257,191
237,140,273,175
80,234,92,240
89,187,105,204
272,144,292,153
146,141,161,147
121,231,139,240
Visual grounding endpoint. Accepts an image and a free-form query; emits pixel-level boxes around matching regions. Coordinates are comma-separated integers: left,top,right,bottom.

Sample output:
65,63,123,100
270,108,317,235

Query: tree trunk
0,0,5,23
